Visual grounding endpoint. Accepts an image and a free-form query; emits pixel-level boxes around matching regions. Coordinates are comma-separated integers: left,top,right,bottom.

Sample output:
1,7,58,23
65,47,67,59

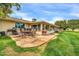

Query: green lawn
1,31,79,56
0,36,39,56
42,31,79,56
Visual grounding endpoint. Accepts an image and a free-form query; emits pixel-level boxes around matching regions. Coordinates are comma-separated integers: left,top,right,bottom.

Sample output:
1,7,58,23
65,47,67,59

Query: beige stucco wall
0,20,15,32
0,19,54,32
0,20,32,32
25,24,31,28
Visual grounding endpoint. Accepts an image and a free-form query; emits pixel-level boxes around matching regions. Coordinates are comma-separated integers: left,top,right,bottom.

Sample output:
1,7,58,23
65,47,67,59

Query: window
15,22,25,28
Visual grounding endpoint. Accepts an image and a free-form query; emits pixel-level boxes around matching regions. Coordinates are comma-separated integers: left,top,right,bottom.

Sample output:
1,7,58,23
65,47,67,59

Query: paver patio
10,34,57,48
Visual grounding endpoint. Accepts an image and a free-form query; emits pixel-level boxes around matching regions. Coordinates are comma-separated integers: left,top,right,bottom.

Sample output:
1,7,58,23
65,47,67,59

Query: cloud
23,3,79,19
11,11,33,21
70,5,79,17
43,10,55,15
11,3,79,23
50,17,64,24
43,11,52,14
39,17,64,24
69,4,79,17
39,18,48,22
70,13,79,17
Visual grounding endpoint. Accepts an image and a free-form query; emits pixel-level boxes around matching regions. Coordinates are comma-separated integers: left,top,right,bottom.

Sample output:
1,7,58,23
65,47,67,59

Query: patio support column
49,25,51,30
48,25,50,30
44,25,46,30
40,24,43,31
44,24,45,30
29,25,31,28
37,25,38,31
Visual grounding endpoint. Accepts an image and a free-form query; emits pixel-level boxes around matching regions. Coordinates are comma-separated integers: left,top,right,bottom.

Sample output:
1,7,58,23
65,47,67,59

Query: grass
42,31,79,56
7,39,38,52
1,31,79,56
0,36,39,56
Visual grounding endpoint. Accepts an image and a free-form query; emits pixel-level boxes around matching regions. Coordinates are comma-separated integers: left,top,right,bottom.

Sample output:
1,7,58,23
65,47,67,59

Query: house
0,17,56,35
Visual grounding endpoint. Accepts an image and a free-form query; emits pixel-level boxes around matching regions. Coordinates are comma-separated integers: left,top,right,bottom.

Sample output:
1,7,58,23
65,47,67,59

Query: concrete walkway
10,34,57,48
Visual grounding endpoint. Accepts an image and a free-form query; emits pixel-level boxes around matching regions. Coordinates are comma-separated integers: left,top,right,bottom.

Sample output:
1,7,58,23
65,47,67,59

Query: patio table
23,30,33,36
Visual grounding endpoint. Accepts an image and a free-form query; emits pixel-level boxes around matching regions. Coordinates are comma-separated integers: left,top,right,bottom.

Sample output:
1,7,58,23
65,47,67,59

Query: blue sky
11,3,79,23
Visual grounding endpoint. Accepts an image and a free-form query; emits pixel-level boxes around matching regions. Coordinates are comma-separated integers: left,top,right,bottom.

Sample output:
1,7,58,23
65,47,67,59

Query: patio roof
0,17,54,26
0,17,30,23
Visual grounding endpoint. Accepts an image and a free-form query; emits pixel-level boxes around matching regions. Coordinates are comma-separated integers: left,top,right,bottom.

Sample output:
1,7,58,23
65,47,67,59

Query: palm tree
0,3,21,17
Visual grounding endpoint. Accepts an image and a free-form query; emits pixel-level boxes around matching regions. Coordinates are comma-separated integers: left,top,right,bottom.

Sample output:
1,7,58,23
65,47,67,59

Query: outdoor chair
0,31,6,36
12,30,18,35
31,29,36,37
42,30,47,35
7,29,18,35
24,28,31,36
15,28,24,38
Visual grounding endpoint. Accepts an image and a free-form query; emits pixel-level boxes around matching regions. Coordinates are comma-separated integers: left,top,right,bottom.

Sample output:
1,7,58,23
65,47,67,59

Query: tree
68,19,79,30
0,3,21,17
55,19,79,30
55,20,68,30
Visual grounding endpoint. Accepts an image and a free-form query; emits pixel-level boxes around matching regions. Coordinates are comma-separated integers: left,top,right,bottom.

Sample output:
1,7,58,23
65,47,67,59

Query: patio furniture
12,30,18,35
25,31,32,36
23,28,31,36
7,29,18,35
0,31,6,36
42,30,47,35
14,28,24,38
10,27,37,38
20,28,36,37
31,29,36,37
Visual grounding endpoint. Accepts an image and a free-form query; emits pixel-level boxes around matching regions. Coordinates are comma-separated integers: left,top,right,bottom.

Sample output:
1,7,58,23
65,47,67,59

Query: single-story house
0,17,58,35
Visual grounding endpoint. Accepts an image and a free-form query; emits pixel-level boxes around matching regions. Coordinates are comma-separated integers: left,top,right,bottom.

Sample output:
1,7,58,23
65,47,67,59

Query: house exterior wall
0,20,15,32
0,19,54,32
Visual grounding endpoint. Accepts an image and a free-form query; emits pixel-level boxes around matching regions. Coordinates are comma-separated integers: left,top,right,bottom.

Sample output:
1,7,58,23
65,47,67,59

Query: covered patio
26,21,54,31
9,21,57,48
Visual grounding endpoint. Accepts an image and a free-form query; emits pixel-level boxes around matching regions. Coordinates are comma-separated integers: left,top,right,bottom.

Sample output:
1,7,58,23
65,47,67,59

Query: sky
11,3,79,23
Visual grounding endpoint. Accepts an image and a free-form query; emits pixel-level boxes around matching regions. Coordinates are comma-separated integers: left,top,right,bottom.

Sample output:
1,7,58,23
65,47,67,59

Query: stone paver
10,34,57,48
